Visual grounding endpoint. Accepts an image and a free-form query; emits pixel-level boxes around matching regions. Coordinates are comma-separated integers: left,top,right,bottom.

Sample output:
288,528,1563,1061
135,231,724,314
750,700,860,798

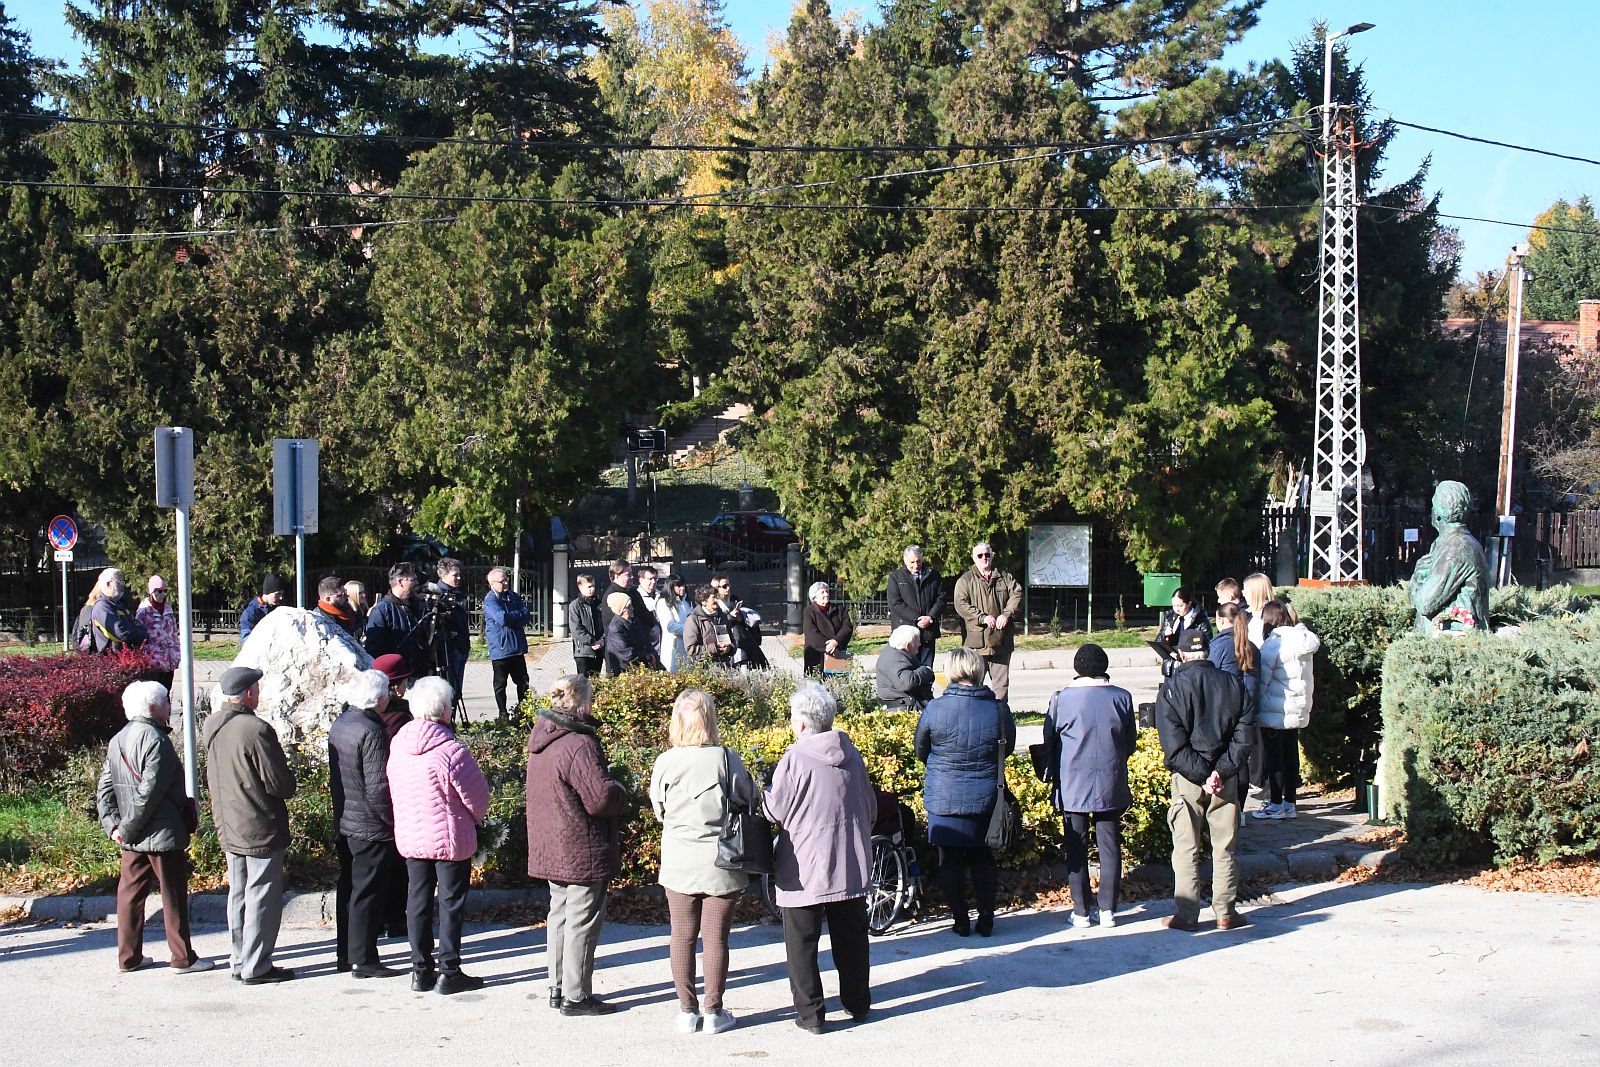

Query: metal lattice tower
1308,101,1365,583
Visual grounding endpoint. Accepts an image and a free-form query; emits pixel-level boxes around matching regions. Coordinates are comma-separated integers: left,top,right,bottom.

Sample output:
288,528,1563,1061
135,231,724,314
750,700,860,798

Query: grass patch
0,790,119,895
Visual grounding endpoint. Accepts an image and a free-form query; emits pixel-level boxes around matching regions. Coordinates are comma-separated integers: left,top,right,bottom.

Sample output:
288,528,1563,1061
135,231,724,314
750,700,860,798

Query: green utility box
1142,572,1182,609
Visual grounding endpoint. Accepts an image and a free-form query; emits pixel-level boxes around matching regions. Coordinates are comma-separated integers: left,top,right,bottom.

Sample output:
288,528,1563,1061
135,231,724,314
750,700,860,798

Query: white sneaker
701,1009,737,1034
1096,911,1116,929
1250,803,1282,820
1277,803,1298,820
676,1010,702,1034
1066,911,1098,929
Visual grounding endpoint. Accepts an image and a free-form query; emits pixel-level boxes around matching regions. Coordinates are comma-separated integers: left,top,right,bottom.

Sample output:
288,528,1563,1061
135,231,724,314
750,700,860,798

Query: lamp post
1323,22,1375,134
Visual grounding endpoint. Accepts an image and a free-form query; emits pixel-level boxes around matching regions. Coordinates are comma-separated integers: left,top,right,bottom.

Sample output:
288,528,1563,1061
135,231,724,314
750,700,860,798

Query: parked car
704,511,799,567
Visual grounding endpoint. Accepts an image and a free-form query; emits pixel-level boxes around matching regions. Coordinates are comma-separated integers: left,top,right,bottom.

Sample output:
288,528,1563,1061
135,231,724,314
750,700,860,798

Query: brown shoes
1216,912,1251,931
1163,915,1199,931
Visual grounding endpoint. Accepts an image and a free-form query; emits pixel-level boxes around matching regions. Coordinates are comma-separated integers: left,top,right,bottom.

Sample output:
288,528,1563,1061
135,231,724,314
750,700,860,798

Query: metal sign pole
175,499,198,801
61,559,69,651
291,443,305,607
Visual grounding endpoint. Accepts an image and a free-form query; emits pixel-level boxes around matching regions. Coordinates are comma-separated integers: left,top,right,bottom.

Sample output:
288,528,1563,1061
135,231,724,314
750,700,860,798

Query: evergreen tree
1525,197,1600,321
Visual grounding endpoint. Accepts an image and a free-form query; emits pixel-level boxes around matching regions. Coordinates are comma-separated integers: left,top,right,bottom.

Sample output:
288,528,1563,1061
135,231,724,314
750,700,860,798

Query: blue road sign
47,515,78,551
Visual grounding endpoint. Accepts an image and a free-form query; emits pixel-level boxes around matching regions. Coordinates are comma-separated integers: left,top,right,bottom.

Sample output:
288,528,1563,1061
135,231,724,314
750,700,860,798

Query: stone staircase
667,402,753,464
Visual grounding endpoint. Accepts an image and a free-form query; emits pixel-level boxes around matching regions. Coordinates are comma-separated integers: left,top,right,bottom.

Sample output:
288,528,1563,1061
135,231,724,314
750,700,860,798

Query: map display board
1027,524,1091,588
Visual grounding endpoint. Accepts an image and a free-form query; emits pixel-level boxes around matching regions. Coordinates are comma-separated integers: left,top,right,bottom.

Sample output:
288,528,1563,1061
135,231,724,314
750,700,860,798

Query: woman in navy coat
915,646,1016,937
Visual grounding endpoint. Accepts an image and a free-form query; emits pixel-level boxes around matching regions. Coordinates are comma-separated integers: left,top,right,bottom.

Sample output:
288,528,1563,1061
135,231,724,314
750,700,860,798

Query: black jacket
569,595,604,660
328,704,394,842
1155,659,1254,788
886,565,945,643
802,602,854,654
433,582,472,657
599,581,654,638
604,614,659,674
366,593,430,679
875,645,934,710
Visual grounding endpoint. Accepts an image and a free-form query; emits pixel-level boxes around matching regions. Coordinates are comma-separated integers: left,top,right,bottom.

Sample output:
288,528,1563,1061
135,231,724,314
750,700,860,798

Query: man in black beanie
239,574,286,644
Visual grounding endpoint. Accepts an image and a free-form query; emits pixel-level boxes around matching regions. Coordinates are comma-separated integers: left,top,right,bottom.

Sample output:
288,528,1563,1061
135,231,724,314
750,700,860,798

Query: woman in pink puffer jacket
386,677,490,995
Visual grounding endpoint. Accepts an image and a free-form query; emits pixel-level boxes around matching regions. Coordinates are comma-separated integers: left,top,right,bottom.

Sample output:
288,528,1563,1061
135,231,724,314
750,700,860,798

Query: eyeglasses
974,552,992,559
150,588,167,594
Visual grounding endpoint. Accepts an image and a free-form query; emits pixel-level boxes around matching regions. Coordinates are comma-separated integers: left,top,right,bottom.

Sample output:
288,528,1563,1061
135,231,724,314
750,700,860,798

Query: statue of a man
1409,480,1490,634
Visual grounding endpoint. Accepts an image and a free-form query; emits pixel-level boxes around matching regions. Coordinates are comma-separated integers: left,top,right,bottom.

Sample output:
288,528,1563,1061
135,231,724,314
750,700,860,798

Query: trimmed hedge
0,649,156,792
1380,611,1600,865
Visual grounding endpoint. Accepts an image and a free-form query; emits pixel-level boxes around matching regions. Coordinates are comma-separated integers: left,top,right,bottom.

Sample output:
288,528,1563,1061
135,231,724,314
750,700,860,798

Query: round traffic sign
47,515,78,551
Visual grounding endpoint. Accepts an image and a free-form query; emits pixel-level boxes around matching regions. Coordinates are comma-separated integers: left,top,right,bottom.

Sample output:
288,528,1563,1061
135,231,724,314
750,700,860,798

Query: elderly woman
1042,644,1136,929
387,676,490,995
801,582,853,675
90,568,146,653
329,669,398,978
526,675,632,1017
764,683,876,1034
683,584,736,666
915,646,1016,936
604,591,659,674
649,689,758,1035
97,680,209,973
874,625,934,710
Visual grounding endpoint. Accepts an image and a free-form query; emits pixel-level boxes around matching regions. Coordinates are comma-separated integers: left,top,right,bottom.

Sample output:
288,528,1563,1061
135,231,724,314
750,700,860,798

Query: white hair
98,567,125,588
789,681,837,733
409,676,455,724
889,625,922,652
807,581,830,603
971,542,992,557
340,669,391,711
122,680,170,721
903,544,922,560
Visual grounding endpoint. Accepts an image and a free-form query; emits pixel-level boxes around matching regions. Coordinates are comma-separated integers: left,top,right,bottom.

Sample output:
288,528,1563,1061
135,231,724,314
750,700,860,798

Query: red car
704,511,800,567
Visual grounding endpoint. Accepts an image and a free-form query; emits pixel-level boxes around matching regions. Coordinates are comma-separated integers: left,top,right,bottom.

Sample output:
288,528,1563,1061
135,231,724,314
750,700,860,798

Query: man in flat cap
203,666,298,983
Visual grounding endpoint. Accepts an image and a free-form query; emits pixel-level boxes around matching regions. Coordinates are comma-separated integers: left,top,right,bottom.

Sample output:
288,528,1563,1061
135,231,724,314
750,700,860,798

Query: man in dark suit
886,545,945,670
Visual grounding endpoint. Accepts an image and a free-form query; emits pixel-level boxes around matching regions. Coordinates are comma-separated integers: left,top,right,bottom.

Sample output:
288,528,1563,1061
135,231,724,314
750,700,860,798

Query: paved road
2,882,1594,1064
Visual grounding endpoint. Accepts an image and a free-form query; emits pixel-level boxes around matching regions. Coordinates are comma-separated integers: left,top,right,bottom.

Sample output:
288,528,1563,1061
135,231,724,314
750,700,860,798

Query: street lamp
1322,22,1375,138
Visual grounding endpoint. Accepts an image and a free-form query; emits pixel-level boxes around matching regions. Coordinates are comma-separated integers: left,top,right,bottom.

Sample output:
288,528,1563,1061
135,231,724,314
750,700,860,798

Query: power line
1363,201,1600,240
1389,117,1600,168
87,215,459,245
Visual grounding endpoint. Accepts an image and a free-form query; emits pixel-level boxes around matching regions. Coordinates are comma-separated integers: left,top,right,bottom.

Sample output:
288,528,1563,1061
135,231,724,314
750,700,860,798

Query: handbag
714,747,774,875
984,738,1023,851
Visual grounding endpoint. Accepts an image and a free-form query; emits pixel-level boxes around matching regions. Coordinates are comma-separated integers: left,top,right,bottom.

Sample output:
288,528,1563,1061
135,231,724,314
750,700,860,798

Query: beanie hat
262,573,286,596
606,591,632,616
1073,643,1109,678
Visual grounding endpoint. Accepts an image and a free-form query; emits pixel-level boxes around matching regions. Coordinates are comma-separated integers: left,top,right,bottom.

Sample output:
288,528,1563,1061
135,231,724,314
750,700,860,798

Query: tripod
410,598,470,725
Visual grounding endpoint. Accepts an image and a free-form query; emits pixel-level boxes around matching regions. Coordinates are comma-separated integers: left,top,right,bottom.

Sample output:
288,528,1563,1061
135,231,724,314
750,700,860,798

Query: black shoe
353,963,402,979
241,966,295,985
335,961,353,974
975,915,994,937
560,996,617,1016
951,918,970,937
848,1009,870,1023
795,1018,825,1035
548,989,564,1010
436,971,485,996
411,970,436,993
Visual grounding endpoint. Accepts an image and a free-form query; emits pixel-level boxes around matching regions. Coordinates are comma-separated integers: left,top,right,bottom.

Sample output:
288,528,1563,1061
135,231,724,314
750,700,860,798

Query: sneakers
677,1011,702,1034
1096,911,1116,929
702,1010,737,1034
1251,802,1297,820
118,956,153,973
1066,911,1098,929
171,957,214,974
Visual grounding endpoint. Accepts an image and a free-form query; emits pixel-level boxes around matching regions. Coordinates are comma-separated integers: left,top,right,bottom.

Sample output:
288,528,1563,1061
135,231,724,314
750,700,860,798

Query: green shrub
1380,611,1600,866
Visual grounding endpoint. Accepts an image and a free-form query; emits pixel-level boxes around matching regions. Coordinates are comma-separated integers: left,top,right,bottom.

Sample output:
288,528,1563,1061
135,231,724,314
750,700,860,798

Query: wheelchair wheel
758,872,781,922
866,836,908,935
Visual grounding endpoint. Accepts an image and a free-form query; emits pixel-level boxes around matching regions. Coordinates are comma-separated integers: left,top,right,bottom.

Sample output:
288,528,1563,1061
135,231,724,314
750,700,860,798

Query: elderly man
239,573,286,644
764,683,877,1034
90,568,147,653
135,576,179,689
388,676,491,995
366,563,430,680
886,545,945,670
1154,632,1255,932
203,665,298,983
484,566,530,721
875,625,935,710
953,542,1023,701
330,669,401,978
97,680,210,974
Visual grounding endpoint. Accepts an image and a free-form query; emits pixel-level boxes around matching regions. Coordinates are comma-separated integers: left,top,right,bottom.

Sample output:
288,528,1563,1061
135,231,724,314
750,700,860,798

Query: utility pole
1308,22,1374,584
1492,246,1531,585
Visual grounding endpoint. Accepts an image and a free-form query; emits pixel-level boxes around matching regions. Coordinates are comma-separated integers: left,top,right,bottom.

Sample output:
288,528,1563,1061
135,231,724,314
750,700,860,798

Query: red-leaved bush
0,649,156,791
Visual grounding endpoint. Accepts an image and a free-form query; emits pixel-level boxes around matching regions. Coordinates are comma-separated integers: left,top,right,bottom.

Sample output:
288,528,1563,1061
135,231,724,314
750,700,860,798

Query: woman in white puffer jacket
1252,601,1321,821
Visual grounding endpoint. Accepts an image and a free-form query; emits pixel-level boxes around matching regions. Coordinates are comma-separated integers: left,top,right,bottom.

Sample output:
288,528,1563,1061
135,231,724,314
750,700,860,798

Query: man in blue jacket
484,566,529,721
239,574,285,644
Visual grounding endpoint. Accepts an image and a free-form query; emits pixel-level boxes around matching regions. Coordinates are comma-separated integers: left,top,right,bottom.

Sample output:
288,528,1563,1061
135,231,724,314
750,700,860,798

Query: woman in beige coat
648,689,757,1035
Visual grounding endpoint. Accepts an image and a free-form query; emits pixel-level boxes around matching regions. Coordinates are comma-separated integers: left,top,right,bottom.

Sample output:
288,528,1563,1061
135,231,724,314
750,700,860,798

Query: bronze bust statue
1409,480,1490,634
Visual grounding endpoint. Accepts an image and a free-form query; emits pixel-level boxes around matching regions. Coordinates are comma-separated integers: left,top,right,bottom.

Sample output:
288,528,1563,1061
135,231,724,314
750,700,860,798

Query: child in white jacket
1252,602,1321,820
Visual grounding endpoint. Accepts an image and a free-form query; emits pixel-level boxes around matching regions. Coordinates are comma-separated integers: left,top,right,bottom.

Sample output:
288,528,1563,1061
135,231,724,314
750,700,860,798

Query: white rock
232,607,371,749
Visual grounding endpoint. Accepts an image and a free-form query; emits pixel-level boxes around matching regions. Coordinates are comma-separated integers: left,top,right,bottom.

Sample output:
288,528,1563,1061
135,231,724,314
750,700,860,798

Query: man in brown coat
952,541,1023,700
525,675,631,1016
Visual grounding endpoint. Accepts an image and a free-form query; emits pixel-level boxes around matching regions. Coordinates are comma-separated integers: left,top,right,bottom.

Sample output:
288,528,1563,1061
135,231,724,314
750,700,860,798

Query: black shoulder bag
984,738,1023,851
714,747,774,874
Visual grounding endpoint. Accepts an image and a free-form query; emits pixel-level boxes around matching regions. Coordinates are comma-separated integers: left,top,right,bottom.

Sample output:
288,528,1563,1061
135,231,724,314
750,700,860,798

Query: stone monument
1408,480,1490,634
230,606,372,748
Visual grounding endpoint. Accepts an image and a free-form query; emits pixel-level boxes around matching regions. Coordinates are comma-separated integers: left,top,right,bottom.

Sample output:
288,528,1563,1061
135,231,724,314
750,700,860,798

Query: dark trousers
914,636,936,670
1063,811,1122,916
574,656,600,679
407,857,472,975
1261,726,1301,804
936,845,997,925
115,849,196,970
381,844,408,937
335,835,392,967
491,655,529,720
780,897,871,1028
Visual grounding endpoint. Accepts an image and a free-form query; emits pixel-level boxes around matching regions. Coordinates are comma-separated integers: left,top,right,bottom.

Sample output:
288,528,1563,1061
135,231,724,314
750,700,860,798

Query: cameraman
365,564,431,681
430,558,472,702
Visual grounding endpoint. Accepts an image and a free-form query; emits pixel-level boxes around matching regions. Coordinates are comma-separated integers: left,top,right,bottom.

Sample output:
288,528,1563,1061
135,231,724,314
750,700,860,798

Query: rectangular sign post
273,439,319,607
154,428,199,803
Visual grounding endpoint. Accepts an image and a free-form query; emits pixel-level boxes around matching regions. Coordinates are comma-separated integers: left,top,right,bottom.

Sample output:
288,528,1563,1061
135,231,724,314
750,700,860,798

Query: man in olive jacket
952,542,1023,700
97,680,210,973
204,666,298,984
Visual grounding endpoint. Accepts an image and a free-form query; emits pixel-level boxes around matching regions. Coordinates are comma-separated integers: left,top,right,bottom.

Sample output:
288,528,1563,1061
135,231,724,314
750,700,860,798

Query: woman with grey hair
387,676,491,994
915,645,1015,936
875,624,935,710
97,680,209,973
764,682,877,1034
801,581,853,675
329,669,399,977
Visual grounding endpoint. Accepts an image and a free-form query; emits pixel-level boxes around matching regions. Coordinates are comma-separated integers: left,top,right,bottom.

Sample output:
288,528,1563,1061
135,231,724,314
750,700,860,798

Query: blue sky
9,0,1594,278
